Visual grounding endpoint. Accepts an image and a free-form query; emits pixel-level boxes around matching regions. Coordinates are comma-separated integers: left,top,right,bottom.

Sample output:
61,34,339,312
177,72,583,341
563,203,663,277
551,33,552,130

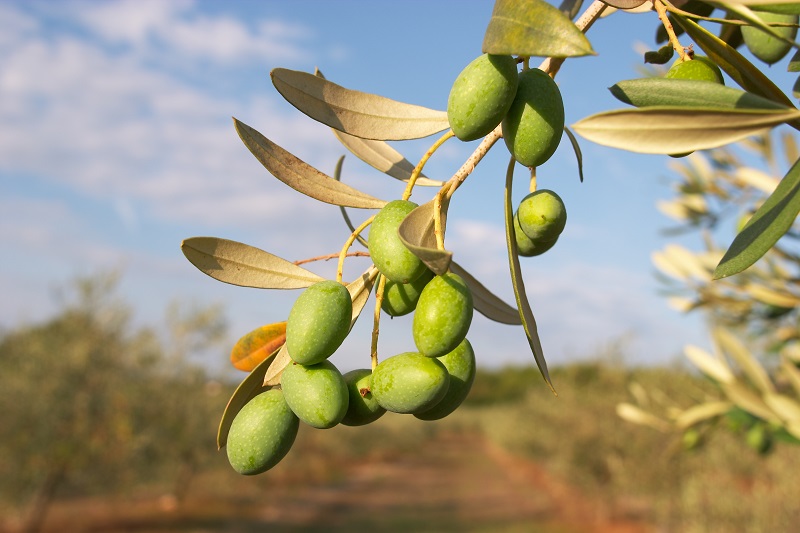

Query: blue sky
4,0,795,375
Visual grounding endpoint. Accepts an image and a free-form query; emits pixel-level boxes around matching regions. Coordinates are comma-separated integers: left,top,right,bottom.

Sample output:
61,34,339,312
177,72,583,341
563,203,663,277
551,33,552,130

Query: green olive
381,269,434,317
340,369,385,426
502,68,565,168
665,55,724,84
415,339,476,421
514,213,557,257
517,189,567,243
447,54,519,141
412,272,473,358
286,280,352,365
371,352,450,414
280,360,349,429
742,12,798,65
369,200,427,284
226,389,299,475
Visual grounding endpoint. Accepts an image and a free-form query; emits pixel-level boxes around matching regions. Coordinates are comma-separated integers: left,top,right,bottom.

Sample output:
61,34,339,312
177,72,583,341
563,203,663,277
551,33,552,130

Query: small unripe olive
381,269,434,317
742,12,798,65
517,189,567,243
369,200,427,284
665,55,724,84
746,423,773,455
413,272,473,358
502,68,565,168
447,54,519,141
286,280,352,365
415,339,476,421
340,368,385,426
514,213,557,257
226,389,299,475
280,360,349,429
371,352,450,414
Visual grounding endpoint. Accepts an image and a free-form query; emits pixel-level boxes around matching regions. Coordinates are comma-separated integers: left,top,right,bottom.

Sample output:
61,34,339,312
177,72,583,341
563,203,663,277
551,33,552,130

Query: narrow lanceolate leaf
712,327,775,393
720,0,800,14
271,68,450,141
609,79,789,110
616,403,671,431
684,345,735,383
722,382,781,423
263,343,291,387
563,127,585,182
504,158,554,393
671,13,796,108
332,130,444,187
714,156,800,279
347,265,379,328
230,322,287,372
482,0,595,57
449,262,522,325
398,199,453,275
217,347,279,449
764,393,800,422
674,401,733,429
234,118,387,209
724,3,800,43
333,156,369,249
572,107,800,154
181,237,324,289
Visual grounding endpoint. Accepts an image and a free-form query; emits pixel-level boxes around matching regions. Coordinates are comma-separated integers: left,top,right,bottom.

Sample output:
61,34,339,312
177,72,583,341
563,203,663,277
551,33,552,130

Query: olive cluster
225,200,477,476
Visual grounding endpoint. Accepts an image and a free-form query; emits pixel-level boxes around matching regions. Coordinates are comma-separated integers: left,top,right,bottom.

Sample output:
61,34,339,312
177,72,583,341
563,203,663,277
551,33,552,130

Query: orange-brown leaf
230,322,287,372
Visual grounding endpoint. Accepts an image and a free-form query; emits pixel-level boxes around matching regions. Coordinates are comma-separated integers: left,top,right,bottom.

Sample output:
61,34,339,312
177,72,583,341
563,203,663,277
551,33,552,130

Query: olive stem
336,215,376,284
402,129,455,202
370,274,387,371
295,251,369,267
443,126,503,202
433,191,447,251
529,167,537,193
654,0,688,61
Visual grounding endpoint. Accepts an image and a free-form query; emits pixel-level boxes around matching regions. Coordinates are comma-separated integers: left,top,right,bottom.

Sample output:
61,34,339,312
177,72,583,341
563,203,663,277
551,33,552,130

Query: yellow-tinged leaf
722,382,781,423
234,118,388,209
181,237,325,289
684,344,735,383
450,262,522,325
230,322,287,372
616,403,672,431
742,283,800,307
713,328,775,393
764,392,800,422
674,401,733,429
271,68,450,141
216,348,279,449
781,358,800,395
735,167,780,194
263,343,291,387
572,107,800,154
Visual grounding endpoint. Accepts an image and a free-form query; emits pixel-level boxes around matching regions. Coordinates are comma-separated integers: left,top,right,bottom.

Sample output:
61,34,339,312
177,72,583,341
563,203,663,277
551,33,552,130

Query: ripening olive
502,68,565,168
286,280,352,365
412,272,473,358
280,360,349,429
742,12,798,65
415,339,476,421
226,389,299,475
381,269,434,317
665,55,724,84
447,54,519,141
340,369,386,426
371,352,450,414
369,200,427,284
517,189,567,243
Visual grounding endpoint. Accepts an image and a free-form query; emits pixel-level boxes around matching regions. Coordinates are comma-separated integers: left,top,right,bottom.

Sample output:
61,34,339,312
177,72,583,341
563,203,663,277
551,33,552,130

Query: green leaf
789,49,800,71
572,106,800,154
271,68,450,141
714,156,800,278
610,78,790,110
504,157,554,394
234,118,387,209
671,12,796,108
722,1,800,15
397,199,453,275
563,126,585,182
332,129,444,187
181,237,325,289
217,347,278,448
449,262,522,325
482,0,595,58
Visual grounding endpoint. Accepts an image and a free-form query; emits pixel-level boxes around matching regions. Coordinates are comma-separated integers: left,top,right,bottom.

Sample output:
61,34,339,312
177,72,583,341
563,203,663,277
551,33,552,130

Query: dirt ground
5,432,654,533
